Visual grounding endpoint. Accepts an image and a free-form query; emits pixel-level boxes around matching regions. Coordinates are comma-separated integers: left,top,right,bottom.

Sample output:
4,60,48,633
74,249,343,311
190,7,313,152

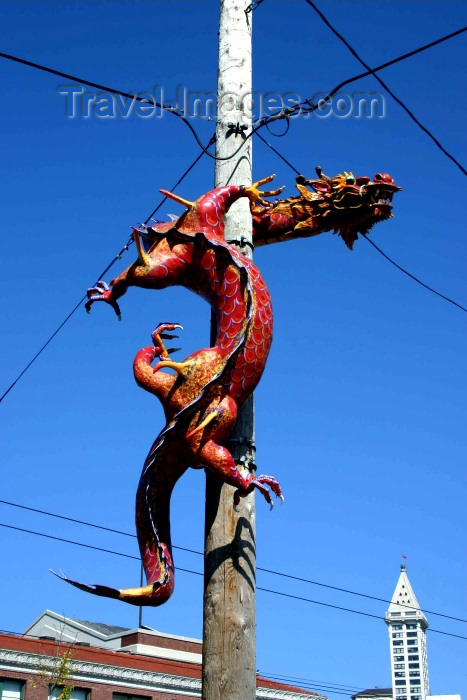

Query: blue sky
1,1,466,697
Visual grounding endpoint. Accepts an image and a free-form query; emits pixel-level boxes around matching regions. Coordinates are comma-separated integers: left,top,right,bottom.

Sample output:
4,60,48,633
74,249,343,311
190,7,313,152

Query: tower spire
385,566,430,700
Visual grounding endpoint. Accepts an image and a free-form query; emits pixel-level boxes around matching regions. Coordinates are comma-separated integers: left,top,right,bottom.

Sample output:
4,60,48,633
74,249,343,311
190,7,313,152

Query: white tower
385,564,430,700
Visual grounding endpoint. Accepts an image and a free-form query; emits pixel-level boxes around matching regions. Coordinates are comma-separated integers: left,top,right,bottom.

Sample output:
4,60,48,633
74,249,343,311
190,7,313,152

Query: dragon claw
233,473,284,509
246,176,286,209
85,280,121,319
151,323,184,361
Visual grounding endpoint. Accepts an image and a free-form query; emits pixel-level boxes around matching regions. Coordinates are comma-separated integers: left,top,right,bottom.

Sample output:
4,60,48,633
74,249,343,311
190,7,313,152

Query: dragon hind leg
198,439,284,509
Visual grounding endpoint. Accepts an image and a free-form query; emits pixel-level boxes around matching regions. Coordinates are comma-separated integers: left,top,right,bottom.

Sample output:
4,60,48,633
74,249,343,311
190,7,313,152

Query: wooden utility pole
202,1,256,698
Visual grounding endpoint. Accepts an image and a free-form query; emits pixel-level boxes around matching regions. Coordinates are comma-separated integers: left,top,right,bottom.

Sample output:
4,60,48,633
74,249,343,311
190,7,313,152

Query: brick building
0,610,326,700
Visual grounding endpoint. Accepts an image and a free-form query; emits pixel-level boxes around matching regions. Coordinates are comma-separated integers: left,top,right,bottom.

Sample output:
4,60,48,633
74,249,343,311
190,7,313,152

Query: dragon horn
315,166,332,182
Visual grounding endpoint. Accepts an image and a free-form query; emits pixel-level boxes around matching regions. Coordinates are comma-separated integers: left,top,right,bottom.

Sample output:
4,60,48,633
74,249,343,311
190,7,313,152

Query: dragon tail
52,438,177,607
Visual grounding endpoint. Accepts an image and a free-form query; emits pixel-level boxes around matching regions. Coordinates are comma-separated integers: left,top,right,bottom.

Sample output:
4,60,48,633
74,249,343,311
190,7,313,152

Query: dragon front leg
85,280,122,319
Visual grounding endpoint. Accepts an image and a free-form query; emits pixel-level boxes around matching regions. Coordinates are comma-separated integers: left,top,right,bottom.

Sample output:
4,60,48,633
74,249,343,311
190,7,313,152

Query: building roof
352,689,393,698
385,564,428,627
71,618,130,636
0,625,326,700
14,611,326,700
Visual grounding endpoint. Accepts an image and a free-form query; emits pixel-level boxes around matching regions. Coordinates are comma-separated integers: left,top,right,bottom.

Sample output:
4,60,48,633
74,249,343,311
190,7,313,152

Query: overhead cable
1,505,466,627
255,126,467,316
304,0,466,177
0,142,211,404
2,521,466,640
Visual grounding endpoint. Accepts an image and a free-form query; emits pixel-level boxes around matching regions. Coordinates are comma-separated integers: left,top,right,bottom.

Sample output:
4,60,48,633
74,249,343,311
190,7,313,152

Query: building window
393,633,403,638
395,691,407,697
393,640,403,646
50,689,89,700
392,624,403,630
407,632,418,638
395,672,406,678
0,681,24,700
408,656,419,662
395,664,405,669
409,672,420,677
113,694,150,700
391,613,402,617
408,663,420,669
406,623,417,629
394,656,405,662
411,696,421,700
407,647,418,653
395,681,406,686
409,680,421,687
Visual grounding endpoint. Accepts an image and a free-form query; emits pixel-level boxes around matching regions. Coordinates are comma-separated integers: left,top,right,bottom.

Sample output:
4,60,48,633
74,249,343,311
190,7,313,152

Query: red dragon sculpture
55,169,400,606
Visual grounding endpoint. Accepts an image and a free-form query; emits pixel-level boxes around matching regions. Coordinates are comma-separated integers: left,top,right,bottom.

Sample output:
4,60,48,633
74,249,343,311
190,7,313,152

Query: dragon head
293,167,402,249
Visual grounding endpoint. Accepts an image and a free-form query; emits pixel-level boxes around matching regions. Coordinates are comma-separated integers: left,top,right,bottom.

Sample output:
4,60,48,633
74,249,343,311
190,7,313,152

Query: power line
256,671,361,696
304,0,467,178
3,498,467,623
257,564,467,625
254,24,467,131
315,26,467,98
2,498,466,624
0,52,250,164
0,22,464,402
256,132,301,175
256,586,467,641
2,520,466,640
0,51,219,161
363,236,467,314
0,143,211,404
0,499,200,555
2,20,466,171
0,235,132,404
0,523,202,579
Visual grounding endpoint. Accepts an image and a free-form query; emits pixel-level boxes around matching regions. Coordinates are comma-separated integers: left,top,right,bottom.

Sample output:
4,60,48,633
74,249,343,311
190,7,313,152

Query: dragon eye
345,175,356,185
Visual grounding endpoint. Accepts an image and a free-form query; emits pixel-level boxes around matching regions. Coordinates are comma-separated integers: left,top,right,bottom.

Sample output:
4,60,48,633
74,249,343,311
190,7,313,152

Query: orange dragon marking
54,169,400,606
